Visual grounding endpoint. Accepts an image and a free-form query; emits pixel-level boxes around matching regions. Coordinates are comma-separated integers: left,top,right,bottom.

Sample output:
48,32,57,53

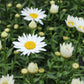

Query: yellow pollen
2,82,8,84
78,26,81,29
68,22,74,25
29,13,38,19
24,41,36,49
83,27,84,32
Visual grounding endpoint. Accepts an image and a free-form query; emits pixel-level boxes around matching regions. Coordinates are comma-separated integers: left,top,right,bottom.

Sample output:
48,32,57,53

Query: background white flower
27,62,38,74
13,33,47,56
75,19,84,33
65,15,78,28
71,78,80,84
60,42,74,58
0,74,14,84
21,7,47,25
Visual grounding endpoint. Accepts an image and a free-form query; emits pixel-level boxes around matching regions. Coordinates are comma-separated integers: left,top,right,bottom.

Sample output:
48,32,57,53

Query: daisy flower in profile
75,19,84,33
21,7,47,25
13,33,47,56
60,42,74,58
65,15,78,28
0,74,14,84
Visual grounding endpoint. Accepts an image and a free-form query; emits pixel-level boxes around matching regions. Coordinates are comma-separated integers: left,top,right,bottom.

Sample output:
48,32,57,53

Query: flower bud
82,40,84,43
1,31,8,38
0,20,2,24
50,4,59,14
15,14,20,18
49,27,54,31
7,24,11,28
27,62,38,74
55,51,61,56
21,68,28,74
39,68,45,73
14,24,19,29
58,0,63,3
4,28,10,33
50,0,55,5
7,3,12,7
63,36,69,40
38,32,45,36
62,9,67,12
0,41,2,50
72,63,79,69
29,20,37,29
38,27,42,30
16,4,22,9
14,50,19,54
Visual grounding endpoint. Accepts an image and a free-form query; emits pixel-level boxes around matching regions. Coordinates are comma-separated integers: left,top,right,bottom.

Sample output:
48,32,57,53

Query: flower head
65,15,78,28
13,33,47,56
50,4,59,14
60,42,74,58
75,19,84,33
71,78,80,84
0,74,14,84
21,7,47,25
27,62,38,74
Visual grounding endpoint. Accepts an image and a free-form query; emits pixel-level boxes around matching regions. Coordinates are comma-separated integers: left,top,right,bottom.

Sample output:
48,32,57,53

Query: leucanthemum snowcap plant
65,15,78,28
13,33,47,56
60,42,74,58
0,74,14,84
21,7,47,25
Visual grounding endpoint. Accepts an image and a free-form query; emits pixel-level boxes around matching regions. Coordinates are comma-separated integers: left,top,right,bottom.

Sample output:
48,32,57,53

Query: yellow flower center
83,27,84,32
29,13,38,19
2,82,8,84
78,26,81,29
24,41,36,49
68,22,74,25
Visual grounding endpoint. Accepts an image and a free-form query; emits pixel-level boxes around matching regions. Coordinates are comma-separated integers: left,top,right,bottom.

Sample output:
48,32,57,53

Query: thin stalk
11,54,17,74
29,0,31,7
75,32,81,57
4,0,7,19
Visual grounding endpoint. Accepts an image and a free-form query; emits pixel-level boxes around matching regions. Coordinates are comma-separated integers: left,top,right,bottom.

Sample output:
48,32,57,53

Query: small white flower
27,62,38,74
71,78,80,84
50,4,59,14
75,19,84,33
0,74,14,84
65,15,78,28
60,42,74,58
21,7,47,25
0,40,2,50
13,33,47,56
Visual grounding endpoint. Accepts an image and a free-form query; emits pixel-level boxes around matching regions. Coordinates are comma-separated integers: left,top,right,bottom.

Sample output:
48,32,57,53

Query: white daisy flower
21,7,47,25
0,74,14,84
65,15,78,28
13,33,47,56
75,19,84,33
71,78,80,84
60,42,74,58
50,4,59,14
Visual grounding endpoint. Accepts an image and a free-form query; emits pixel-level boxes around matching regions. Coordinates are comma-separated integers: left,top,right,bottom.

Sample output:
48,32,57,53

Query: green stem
29,0,31,7
75,32,81,57
4,0,7,19
25,78,31,84
4,38,7,75
11,54,17,74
